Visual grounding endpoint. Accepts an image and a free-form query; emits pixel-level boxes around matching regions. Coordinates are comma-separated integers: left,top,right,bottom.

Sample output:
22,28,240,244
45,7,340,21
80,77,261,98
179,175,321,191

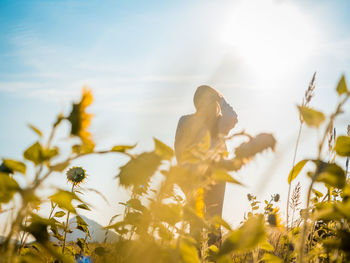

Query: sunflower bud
66,167,86,185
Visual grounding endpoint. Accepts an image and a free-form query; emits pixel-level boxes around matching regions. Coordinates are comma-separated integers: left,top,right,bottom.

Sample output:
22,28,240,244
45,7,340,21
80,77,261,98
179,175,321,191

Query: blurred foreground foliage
0,75,349,263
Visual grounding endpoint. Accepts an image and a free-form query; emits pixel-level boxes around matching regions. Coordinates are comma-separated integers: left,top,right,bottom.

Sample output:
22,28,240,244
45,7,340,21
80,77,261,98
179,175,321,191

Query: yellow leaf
298,106,325,127
2,159,26,174
336,74,348,95
288,160,308,184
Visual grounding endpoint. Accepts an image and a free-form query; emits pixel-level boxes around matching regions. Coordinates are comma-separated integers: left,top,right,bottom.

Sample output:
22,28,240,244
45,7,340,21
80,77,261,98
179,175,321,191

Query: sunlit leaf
312,188,324,198
288,159,308,184
28,124,43,137
262,253,283,263
218,214,265,256
211,216,232,231
0,172,20,203
77,203,90,211
24,214,54,243
126,198,145,211
180,239,200,263
111,144,137,153
235,133,276,160
314,202,342,221
117,151,161,189
49,190,82,213
23,142,43,165
2,159,26,174
212,170,244,186
54,211,66,218
76,215,89,234
336,75,348,96
23,142,58,165
260,241,274,252
153,203,182,226
154,138,174,160
312,160,346,189
298,106,325,127
94,246,108,256
157,223,173,241
334,136,350,157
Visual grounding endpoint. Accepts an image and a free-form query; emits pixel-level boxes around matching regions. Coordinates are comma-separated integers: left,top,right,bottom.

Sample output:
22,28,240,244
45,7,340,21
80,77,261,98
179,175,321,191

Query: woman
174,85,238,245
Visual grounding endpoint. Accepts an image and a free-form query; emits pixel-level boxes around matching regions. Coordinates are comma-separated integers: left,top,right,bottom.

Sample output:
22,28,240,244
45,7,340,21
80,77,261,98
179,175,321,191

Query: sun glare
219,0,321,85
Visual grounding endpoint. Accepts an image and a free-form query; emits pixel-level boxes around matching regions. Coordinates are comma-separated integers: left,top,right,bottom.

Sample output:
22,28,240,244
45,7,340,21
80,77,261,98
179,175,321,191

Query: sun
219,0,321,85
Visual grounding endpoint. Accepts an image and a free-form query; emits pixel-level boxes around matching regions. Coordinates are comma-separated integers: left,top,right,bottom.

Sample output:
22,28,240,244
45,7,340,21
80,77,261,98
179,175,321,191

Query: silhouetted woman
174,85,238,246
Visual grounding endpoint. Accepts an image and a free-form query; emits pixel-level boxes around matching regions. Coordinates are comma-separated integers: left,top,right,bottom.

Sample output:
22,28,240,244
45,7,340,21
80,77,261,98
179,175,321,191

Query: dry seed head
303,72,316,107
66,167,86,185
348,125,350,136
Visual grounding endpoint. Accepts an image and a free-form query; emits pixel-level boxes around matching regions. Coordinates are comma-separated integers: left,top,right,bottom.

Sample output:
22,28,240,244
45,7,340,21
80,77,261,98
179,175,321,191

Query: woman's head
193,85,222,115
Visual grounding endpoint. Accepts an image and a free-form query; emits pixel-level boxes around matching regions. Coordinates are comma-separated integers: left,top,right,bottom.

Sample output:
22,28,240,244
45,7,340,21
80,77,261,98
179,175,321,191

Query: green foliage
23,141,58,165
1,77,349,263
297,106,325,127
2,159,26,174
312,160,346,189
0,172,20,203
50,190,82,213
334,135,350,157
288,159,308,184
336,74,348,96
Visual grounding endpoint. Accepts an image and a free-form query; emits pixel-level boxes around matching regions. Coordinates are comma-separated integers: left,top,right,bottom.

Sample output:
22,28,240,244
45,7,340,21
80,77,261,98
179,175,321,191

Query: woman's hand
218,98,238,134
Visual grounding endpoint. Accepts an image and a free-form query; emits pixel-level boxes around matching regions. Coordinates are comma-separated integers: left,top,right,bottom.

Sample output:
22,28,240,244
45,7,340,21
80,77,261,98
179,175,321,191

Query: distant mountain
52,215,119,243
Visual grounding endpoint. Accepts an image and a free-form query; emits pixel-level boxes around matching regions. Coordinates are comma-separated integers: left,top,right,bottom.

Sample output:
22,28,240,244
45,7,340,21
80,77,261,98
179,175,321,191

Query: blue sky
1,0,350,229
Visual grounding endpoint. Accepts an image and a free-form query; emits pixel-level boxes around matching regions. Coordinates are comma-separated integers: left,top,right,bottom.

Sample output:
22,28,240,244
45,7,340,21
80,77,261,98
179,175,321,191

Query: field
0,76,349,263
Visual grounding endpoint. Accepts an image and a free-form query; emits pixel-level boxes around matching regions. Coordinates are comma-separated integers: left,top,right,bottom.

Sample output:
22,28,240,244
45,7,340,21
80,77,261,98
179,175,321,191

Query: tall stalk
286,72,316,230
62,182,76,254
297,92,349,263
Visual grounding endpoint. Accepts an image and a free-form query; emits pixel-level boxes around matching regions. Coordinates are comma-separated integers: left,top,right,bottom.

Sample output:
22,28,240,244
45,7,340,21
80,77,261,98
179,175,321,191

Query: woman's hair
193,85,221,110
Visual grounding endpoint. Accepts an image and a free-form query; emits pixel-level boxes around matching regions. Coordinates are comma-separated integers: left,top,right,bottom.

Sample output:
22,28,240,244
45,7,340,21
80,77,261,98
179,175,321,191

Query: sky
0,0,350,231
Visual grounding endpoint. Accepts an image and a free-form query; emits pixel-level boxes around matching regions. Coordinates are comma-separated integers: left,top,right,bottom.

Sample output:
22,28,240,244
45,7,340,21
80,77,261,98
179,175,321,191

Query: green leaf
49,190,82,213
0,172,20,203
262,253,283,263
260,241,274,252
157,224,173,240
334,136,350,157
126,198,144,211
212,170,244,186
298,106,325,127
211,216,232,231
54,211,66,218
77,203,91,211
336,75,348,95
24,214,53,243
154,138,174,160
23,142,58,165
312,188,324,198
111,144,137,153
23,142,43,165
117,152,162,189
218,214,265,256
180,239,200,263
235,133,276,159
312,161,346,189
94,246,107,256
152,203,182,226
28,124,43,137
288,160,308,184
2,159,26,174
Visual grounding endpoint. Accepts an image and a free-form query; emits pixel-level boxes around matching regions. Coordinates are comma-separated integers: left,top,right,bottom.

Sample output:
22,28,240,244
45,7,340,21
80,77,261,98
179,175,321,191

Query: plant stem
287,122,303,230
62,183,75,254
298,93,349,263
